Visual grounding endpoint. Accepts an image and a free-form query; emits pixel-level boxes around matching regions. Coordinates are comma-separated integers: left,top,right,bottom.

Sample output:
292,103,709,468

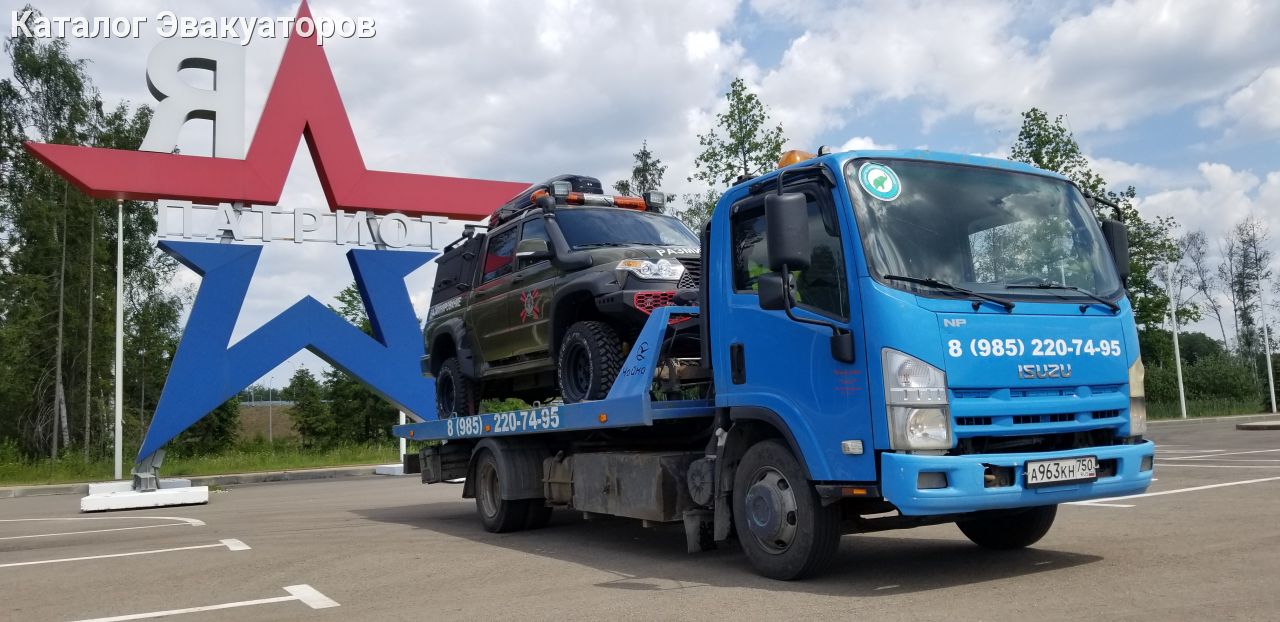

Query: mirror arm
778,265,849,338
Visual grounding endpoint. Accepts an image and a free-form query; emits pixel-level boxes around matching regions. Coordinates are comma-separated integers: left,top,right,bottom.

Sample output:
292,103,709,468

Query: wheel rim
563,340,591,399
743,466,799,554
478,461,500,519
437,370,456,415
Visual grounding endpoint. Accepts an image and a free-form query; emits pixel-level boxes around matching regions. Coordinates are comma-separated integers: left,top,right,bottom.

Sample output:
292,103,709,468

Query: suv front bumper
881,441,1155,516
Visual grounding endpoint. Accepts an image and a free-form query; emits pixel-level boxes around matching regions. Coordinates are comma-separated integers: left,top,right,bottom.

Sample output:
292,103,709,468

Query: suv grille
677,258,701,289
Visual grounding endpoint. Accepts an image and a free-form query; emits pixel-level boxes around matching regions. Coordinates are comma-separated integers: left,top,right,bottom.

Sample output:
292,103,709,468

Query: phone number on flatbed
447,407,562,438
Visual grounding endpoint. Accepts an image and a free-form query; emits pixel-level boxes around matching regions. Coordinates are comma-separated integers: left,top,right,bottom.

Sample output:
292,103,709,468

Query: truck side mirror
757,272,795,311
515,238,551,262
1101,219,1130,280
765,192,811,272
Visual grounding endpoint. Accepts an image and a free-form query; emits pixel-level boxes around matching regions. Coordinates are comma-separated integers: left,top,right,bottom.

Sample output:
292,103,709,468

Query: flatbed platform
393,306,713,443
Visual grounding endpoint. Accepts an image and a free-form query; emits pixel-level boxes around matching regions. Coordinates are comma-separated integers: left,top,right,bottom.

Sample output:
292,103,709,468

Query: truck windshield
845,159,1122,302
557,208,699,250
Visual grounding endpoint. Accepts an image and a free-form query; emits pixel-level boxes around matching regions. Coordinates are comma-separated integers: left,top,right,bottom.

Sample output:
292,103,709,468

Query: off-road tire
956,505,1057,550
436,356,478,419
733,440,842,580
474,449,530,533
557,321,624,403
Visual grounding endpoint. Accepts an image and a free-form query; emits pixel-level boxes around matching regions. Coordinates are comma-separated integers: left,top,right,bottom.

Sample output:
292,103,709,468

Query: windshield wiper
1005,281,1120,313
882,274,1015,311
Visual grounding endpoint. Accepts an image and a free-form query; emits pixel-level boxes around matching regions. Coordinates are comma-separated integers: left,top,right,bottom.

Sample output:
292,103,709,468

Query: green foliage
1146,355,1258,404
0,10,183,460
1009,108,1181,332
324,367,397,443
480,398,531,412
613,140,667,197
684,78,785,229
170,399,240,456
287,369,332,445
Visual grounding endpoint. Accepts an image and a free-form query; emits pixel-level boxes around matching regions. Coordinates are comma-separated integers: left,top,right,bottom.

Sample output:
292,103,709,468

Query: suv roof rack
491,174,603,226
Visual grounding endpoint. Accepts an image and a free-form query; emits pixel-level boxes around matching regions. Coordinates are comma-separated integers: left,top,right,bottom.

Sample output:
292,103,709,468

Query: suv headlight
616,258,685,281
1128,358,1147,436
883,349,951,450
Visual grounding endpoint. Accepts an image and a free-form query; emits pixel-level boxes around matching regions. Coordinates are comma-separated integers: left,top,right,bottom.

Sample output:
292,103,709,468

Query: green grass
1148,398,1262,420
0,441,400,487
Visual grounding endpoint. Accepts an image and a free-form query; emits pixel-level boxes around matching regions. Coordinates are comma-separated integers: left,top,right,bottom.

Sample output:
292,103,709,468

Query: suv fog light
917,471,948,490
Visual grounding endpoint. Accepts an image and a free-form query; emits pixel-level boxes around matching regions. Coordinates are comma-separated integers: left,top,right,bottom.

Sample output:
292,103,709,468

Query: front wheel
557,320,624,403
956,505,1057,549
732,439,842,580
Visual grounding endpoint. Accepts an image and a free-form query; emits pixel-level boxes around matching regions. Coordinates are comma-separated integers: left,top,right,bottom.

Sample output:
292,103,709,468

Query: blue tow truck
395,148,1155,580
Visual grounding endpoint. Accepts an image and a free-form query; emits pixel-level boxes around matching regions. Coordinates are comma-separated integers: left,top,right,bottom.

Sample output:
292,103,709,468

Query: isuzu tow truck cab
398,148,1155,580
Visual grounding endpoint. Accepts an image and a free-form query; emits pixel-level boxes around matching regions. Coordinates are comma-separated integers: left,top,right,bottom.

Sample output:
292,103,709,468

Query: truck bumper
881,441,1155,516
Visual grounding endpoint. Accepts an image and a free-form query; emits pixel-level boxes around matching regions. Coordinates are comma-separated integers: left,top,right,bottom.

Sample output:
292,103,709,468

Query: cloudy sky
9,0,1280,385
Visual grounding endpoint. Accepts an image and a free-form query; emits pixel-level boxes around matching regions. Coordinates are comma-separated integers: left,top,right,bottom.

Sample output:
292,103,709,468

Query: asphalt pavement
3,416,1279,621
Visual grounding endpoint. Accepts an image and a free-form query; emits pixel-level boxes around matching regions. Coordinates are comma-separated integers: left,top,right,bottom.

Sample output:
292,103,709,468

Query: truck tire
474,449,530,533
732,439,842,580
956,505,1057,550
436,356,478,418
557,320,624,403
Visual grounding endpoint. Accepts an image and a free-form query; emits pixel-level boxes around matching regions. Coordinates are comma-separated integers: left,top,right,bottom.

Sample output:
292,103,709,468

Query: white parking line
1157,464,1280,469
0,539,248,569
69,584,339,621
1157,449,1225,454
1165,448,1280,461
1068,502,1135,508
1072,476,1280,506
0,516,204,541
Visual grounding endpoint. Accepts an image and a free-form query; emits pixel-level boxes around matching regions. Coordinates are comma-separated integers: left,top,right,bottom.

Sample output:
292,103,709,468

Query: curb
1149,413,1280,426
0,465,384,499
1237,421,1280,431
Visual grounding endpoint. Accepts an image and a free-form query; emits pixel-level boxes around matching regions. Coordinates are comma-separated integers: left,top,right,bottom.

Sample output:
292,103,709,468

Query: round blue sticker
858,162,901,201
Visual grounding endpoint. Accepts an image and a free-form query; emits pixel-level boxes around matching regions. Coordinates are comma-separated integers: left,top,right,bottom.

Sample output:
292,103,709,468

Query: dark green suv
423,175,701,418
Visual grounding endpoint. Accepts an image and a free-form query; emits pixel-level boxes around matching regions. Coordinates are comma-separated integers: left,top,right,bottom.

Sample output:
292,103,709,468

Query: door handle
512,273,527,284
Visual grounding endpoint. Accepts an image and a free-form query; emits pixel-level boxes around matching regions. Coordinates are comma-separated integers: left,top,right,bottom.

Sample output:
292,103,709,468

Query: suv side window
481,227,518,283
518,217,550,270
731,191,849,319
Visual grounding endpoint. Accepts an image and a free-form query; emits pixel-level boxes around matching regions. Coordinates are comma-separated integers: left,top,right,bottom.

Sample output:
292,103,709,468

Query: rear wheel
956,505,1057,549
436,357,478,418
733,439,842,580
474,449,531,533
557,321,624,403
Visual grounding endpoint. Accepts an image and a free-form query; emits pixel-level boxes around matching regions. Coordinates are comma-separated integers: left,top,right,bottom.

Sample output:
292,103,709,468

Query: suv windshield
845,159,1122,301
557,208,699,250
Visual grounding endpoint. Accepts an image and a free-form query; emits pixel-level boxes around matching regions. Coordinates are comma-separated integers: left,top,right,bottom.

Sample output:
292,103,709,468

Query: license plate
1025,456,1098,487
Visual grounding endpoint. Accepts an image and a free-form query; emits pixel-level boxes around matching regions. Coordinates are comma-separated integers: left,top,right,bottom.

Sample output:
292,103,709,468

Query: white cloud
1199,67,1280,136
1137,162,1277,248
1088,155,1183,191
752,0,1280,143
837,135,895,151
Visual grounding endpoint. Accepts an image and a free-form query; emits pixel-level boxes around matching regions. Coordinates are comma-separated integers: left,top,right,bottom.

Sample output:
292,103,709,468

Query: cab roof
738,148,1068,193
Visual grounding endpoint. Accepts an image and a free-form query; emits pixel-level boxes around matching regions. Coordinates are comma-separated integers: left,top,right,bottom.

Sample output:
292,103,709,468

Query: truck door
718,182,875,482
470,224,521,366
506,217,557,359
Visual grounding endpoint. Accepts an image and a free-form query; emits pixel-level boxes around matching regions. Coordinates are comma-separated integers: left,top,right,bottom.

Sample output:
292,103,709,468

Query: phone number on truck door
946,338,1122,358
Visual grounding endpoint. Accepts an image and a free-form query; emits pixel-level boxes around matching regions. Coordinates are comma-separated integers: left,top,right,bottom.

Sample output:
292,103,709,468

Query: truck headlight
1129,358,1147,436
883,349,951,450
616,258,685,281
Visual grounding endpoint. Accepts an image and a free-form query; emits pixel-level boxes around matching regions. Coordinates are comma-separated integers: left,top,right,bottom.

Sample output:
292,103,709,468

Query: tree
171,398,239,456
1009,108,1180,331
684,78,786,228
1182,230,1229,344
287,368,331,445
613,141,666,197
1222,217,1271,358
0,10,181,460
323,283,398,442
